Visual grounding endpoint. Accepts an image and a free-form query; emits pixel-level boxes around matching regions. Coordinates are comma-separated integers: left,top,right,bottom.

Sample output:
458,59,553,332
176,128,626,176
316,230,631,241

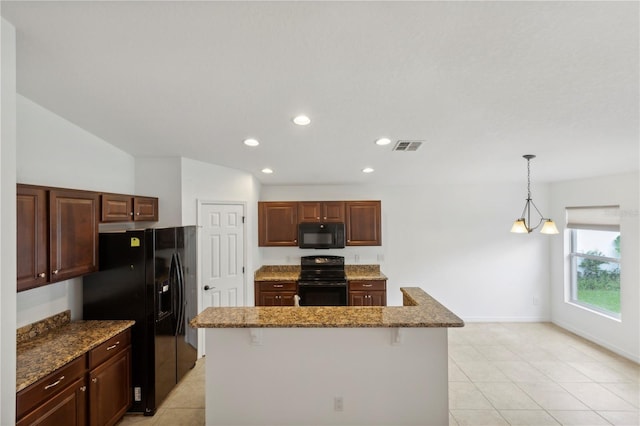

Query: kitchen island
191,287,463,426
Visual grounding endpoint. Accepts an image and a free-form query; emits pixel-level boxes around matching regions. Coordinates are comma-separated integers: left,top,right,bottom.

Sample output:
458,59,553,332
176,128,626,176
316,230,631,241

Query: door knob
204,285,213,291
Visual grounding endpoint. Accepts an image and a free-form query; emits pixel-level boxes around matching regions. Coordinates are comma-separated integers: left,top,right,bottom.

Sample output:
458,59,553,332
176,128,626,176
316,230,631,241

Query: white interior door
199,202,245,310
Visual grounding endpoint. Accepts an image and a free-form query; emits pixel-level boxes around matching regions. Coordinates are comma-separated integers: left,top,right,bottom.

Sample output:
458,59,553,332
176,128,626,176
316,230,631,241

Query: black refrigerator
83,226,198,416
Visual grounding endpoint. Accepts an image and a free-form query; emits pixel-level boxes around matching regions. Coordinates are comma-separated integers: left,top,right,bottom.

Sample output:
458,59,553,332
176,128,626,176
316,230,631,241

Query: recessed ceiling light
243,138,259,147
375,137,391,146
293,115,311,126
261,168,273,174
362,167,375,173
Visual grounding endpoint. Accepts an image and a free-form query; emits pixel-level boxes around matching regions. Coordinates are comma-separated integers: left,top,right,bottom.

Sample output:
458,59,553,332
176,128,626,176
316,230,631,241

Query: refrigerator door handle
175,252,186,335
169,253,179,334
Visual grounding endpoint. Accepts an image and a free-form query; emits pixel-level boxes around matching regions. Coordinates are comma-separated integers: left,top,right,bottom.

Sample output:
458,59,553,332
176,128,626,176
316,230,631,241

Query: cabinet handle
44,376,65,390
52,269,59,275
129,212,134,216
273,285,284,288
92,378,98,383
80,386,86,392
136,212,140,216
317,217,320,220
363,284,373,287
106,341,120,351
38,272,46,278
323,217,327,220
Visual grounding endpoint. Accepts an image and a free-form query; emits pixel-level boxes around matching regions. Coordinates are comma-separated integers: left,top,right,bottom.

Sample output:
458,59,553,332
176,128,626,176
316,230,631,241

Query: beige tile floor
117,323,639,426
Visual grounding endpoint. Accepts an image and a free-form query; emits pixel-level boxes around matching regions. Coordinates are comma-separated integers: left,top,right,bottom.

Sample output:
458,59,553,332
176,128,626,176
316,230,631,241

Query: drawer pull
38,272,46,278
80,386,87,392
106,341,120,351
44,376,65,390
273,285,284,288
92,378,98,383
362,284,373,287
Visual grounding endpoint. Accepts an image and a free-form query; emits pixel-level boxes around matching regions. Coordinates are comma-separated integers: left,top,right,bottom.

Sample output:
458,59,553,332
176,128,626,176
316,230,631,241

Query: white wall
261,183,553,320
1,17,18,426
549,172,639,362
181,156,261,280
135,157,183,227
15,95,136,327
16,96,134,192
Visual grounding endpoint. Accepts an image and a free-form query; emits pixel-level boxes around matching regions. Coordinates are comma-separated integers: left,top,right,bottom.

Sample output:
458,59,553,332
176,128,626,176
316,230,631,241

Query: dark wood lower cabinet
348,280,387,306
255,281,297,306
89,347,131,426
16,329,132,426
16,377,87,426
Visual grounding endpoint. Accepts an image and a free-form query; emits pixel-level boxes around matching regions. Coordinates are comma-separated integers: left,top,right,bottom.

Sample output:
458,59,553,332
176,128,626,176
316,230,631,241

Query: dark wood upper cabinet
101,194,158,222
101,194,132,222
259,200,381,247
345,201,382,246
49,189,100,282
298,201,345,223
258,202,298,246
17,185,49,291
133,196,158,221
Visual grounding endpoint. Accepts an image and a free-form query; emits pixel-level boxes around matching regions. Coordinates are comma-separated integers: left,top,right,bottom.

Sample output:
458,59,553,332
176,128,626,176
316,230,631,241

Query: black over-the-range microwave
298,222,345,249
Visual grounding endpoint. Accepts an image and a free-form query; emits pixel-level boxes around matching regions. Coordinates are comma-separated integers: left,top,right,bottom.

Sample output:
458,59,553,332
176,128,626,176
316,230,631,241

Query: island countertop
190,287,463,328
17,319,135,392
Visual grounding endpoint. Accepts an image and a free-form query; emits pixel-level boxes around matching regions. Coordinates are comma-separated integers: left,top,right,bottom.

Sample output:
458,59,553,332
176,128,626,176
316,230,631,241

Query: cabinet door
368,291,386,306
89,347,132,426
133,196,158,221
345,201,381,246
298,202,345,223
49,189,99,282
100,194,132,222
349,291,367,306
258,202,298,246
17,185,49,291
298,202,322,222
17,377,87,426
322,201,345,222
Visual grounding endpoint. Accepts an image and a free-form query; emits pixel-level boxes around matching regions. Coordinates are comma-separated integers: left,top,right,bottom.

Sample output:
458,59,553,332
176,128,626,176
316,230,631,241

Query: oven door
297,282,347,306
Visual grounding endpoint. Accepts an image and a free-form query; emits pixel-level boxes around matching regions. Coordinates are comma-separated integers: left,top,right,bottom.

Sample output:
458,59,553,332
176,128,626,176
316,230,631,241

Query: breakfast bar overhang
190,287,464,426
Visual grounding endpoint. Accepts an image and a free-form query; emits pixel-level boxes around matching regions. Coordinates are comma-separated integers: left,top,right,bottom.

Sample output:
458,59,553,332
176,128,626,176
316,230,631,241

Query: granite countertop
190,287,464,329
16,319,135,392
254,264,387,281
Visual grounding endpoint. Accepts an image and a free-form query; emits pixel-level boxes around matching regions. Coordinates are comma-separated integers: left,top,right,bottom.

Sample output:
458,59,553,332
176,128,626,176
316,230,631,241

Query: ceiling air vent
393,140,423,151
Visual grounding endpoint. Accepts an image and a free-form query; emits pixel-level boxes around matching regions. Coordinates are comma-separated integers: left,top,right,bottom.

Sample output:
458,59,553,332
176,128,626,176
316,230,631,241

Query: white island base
203,327,449,426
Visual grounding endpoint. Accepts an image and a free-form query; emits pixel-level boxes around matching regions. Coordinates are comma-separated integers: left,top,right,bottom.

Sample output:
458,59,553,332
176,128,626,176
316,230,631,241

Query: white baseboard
552,319,640,364
462,316,550,323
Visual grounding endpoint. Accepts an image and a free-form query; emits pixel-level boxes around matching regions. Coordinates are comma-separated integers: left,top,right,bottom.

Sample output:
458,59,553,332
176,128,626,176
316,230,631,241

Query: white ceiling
2,1,638,185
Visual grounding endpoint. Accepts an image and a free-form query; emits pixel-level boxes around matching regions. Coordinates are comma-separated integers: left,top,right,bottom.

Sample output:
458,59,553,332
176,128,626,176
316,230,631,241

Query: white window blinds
565,205,620,231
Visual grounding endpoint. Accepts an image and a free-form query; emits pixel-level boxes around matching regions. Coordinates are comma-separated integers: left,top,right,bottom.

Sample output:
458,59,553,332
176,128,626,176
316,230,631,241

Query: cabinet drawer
88,329,131,370
349,280,386,291
257,281,297,292
16,354,86,419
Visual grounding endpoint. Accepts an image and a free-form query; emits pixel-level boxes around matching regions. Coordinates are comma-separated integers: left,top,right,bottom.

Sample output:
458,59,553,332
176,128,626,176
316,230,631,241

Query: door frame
196,200,247,357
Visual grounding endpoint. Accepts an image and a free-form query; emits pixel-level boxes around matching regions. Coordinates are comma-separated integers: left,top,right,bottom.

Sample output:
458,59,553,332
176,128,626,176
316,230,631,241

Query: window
567,206,621,319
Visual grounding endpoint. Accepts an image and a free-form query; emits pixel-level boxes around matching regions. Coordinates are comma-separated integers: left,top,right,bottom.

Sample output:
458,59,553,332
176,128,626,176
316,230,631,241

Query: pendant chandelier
511,155,559,234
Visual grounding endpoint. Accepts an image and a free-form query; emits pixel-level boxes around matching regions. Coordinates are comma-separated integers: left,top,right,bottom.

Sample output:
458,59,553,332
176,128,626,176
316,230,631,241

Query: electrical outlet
134,387,142,401
334,396,344,412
